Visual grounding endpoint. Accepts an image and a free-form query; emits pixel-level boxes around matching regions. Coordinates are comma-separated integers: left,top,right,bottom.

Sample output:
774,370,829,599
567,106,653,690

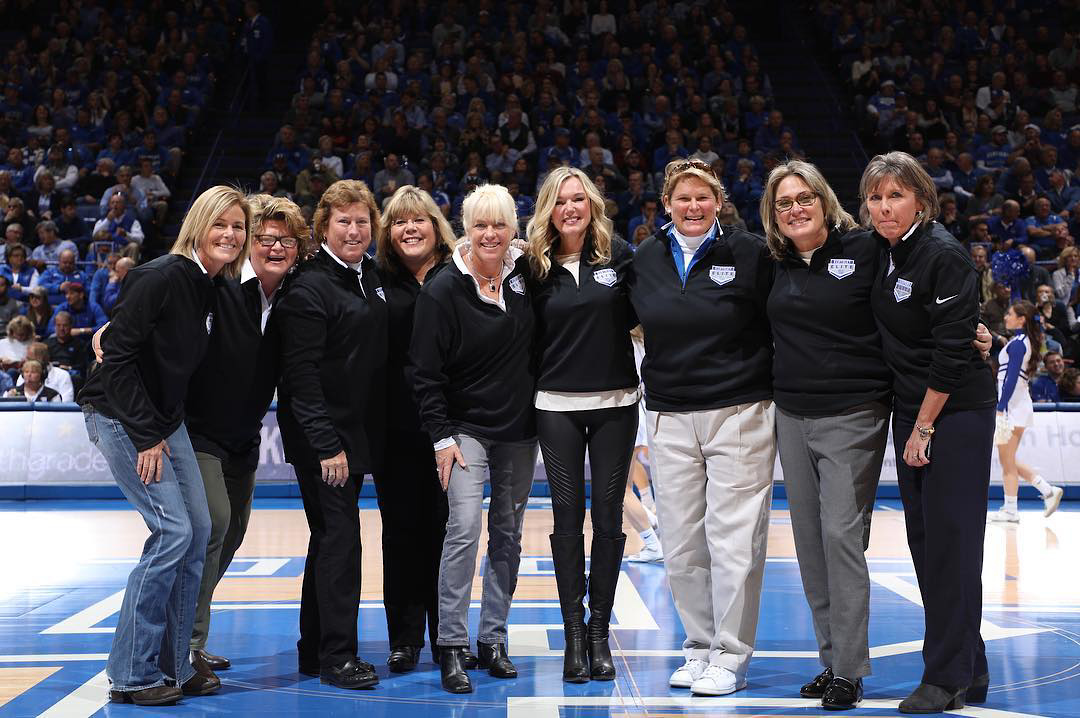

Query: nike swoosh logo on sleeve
935,294,959,304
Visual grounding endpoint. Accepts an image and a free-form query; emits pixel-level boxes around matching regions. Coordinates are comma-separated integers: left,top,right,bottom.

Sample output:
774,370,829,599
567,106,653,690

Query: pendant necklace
468,251,499,292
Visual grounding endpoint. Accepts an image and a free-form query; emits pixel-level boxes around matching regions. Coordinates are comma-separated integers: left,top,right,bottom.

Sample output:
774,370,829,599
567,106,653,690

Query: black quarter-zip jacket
78,254,215,451
379,259,448,433
528,235,638,392
768,229,892,416
628,225,773,412
871,221,996,417
275,249,388,473
408,251,536,443
185,271,286,471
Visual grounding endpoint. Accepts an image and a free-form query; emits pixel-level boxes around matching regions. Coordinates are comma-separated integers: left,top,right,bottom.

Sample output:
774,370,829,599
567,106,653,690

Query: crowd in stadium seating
817,2,1080,399
256,1,803,245
0,0,239,391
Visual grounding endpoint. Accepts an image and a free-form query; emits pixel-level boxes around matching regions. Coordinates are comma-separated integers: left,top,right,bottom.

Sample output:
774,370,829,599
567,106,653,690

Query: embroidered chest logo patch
709,265,736,286
205,312,214,334
375,287,385,301
828,258,855,279
508,275,526,294
894,278,913,302
593,268,617,286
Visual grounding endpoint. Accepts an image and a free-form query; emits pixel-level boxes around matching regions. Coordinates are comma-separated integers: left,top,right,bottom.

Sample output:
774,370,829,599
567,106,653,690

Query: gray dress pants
776,401,889,679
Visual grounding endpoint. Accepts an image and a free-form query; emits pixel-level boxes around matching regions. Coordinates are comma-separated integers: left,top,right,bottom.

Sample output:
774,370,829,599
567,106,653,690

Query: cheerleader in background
625,326,663,563
989,301,1065,522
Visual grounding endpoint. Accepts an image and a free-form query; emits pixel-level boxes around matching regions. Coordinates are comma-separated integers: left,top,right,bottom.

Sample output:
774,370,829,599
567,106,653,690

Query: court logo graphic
709,265,736,286
509,275,526,294
593,268,617,286
894,278,913,302
828,258,855,279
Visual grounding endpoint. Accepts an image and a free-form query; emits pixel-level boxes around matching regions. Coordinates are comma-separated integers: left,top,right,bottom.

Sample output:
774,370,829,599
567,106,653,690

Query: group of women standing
79,147,997,711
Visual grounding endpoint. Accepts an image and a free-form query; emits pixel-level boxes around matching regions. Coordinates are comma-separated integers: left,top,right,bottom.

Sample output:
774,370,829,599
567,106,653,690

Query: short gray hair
858,151,939,229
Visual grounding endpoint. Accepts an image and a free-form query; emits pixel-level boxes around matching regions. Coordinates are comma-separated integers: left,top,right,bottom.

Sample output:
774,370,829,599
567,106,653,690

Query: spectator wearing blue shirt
1025,196,1070,256
2,148,37,194
626,195,664,240
101,257,133,315
753,110,796,152
92,193,145,248
29,222,79,272
47,283,107,337
987,200,1028,248
0,243,38,301
265,124,311,175
652,129,689,172
950,153,984,200
242,0,273,106
1045,170,1080,218
541,128,576,170
97,133,134,169
37,250,88,300
1030,351,1065,403
88,253,119,309
976,125,1012,174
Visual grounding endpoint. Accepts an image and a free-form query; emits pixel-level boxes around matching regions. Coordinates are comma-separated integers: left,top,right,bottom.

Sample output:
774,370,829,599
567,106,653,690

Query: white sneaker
988,509,1020,523
644,505,659,531
669,658,708,688
628,545,664,563
690,664,746,696
1043,486,1064,517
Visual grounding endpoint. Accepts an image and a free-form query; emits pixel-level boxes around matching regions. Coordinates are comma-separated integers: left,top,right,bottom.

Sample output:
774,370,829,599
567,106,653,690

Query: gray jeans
437,434,536,646
776,402,889,679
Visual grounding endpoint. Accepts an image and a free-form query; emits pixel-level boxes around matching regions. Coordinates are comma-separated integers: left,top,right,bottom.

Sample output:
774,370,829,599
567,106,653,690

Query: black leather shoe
587,638,615,681
800,667,834,698
585,534,625,680
822,676,862,710
967,673,990,703
109,685,182,705
563,630,590,683
898,682,965,713
181,671,221,696
477,641,517,678
462,648,478,669
387,646,421,673
320,659,379,690
192,648,230,671
439,647,473,694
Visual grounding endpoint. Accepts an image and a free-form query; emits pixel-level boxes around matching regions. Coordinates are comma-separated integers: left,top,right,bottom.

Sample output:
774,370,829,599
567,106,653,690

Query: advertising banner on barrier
1,407,1078,486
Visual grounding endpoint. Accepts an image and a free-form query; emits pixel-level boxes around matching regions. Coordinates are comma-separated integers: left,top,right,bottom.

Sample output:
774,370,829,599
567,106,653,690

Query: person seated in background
29,221,79,271
0,224,24,264
102,257,134,315
0,274,20,330
0,314,34,376
37,249,87,300
4,359,61,404
75,157,119,205
1025,196,1072,258
14,342,73,401
47,282,107,337
1018,245,1053,301
1031,351,1066,403
131,157,171,226
46,310,90,385
89,253,120,309
98,166,149,222
1034,282,1075,356
26,172,63,222
987,199,1027,249
1057,367,1080,401
93,192,145,249
54,197,88,244
982,282,1012,337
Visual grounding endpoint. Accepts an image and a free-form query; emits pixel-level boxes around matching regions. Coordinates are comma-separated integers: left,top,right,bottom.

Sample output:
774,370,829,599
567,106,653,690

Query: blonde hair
526,167,613,280
761,160,857,260
6,314,33,341
461,183,518,234
312,179,379,243
249,193,316,259
660,158,727,210
376,185,456,274
858,151,939,229
1057,245,1079,269
170,186,251,279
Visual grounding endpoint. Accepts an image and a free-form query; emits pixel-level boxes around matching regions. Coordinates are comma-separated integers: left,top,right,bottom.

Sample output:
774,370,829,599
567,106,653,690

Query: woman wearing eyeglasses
761,161,892,711
627,158,774,697
185,195,311,676
371,186,460,674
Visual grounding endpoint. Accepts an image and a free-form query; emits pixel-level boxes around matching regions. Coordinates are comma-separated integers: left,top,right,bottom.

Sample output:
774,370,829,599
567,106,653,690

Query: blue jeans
83,407,211,691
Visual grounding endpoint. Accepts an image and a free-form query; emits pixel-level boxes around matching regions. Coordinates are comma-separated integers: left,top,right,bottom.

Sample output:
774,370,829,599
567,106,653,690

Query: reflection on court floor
1,498,1078,717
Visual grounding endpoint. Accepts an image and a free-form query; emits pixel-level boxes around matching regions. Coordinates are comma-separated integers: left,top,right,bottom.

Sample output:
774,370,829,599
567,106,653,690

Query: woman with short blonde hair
525,166,638,683
78,184,248,705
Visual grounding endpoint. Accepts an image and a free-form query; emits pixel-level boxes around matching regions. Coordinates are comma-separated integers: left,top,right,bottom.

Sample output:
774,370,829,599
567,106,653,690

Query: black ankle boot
476,641,517,678
551,533,590,683
586,534,626,681
439,647,473,694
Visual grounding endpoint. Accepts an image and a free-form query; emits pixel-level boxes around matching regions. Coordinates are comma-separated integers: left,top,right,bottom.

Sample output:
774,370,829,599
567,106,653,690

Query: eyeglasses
667,158,717,177
774,192,818,213
255,234,299,248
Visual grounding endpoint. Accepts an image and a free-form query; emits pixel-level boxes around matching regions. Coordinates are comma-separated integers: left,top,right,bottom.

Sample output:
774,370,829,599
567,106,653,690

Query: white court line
36,668,108,718
505,695,1050,718
0,654,108,663
84,557,291,576
41,591,123,635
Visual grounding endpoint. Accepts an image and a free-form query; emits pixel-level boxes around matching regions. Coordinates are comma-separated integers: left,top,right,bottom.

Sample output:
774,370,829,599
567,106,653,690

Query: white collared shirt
322,242,366,298
190,250,209,275
887,221,922,274
240,259,278,334
451,242,522,312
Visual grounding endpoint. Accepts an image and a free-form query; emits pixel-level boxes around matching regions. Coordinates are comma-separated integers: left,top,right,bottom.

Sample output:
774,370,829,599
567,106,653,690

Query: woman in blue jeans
78,186,250,706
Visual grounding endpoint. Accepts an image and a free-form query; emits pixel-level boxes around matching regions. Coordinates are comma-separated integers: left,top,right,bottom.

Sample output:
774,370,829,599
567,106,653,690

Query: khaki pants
649,400,775,678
